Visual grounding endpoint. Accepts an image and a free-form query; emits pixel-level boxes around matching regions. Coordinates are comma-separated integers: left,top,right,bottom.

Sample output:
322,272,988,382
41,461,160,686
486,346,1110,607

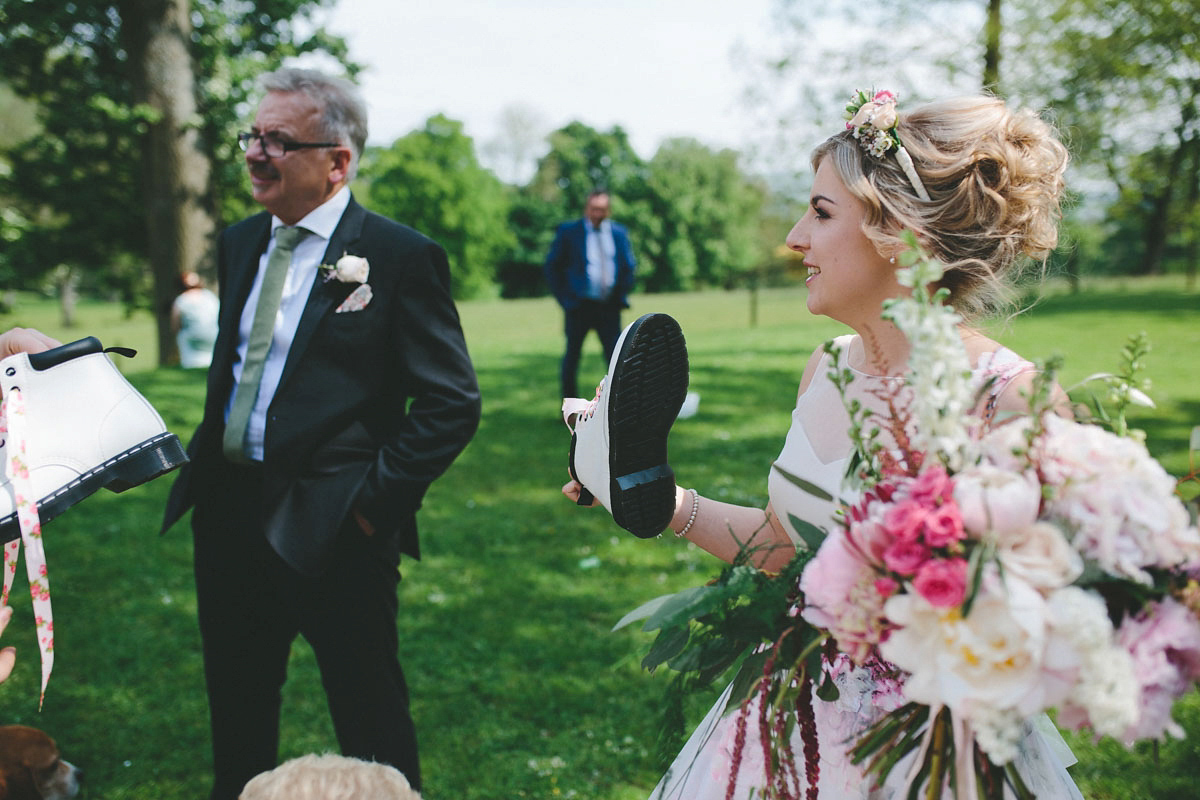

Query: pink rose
909,466,954,505
882,539,931,576
875,576,899,599
884,500,928,542
912,558,968,608
923,503,966,547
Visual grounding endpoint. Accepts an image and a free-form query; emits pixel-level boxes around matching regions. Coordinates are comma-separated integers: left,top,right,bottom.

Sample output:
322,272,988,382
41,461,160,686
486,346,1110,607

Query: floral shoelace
561,379,605,432
1,387,54,707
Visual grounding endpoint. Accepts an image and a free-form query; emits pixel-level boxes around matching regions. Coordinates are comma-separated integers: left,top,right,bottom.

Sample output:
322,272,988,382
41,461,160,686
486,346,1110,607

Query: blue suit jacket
544,219,636,310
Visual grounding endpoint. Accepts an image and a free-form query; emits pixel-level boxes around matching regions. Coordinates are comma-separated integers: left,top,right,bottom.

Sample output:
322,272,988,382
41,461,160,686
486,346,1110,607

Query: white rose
334,254,370,283
881,567,1050,721
998,521,1083,590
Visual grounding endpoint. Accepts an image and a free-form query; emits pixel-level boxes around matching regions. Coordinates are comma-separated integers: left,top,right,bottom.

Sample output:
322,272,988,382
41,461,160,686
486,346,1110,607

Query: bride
562,90,1083,798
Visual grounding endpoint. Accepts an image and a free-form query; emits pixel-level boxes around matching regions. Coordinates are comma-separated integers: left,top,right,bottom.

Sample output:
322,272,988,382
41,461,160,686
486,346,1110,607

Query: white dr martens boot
562,313,689,538
0,337,187,543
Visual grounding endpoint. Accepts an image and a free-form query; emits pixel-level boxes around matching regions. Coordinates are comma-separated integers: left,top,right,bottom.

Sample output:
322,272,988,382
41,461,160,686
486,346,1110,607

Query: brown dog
0,725,81,800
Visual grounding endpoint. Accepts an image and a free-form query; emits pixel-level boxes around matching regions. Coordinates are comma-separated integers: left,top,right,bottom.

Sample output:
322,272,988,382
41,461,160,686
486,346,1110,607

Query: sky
314,0,780,173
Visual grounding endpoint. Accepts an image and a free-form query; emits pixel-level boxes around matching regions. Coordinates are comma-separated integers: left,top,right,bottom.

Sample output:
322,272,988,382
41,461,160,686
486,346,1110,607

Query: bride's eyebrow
810,194,836,208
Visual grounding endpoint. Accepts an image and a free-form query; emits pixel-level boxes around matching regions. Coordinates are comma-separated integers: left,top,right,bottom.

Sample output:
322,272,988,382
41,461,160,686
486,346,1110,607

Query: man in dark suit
544,190,637,398
161,68,480,800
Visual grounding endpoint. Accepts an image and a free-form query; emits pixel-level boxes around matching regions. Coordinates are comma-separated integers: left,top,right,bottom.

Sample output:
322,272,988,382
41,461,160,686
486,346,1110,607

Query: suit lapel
275,198,367,392
206,215,270,413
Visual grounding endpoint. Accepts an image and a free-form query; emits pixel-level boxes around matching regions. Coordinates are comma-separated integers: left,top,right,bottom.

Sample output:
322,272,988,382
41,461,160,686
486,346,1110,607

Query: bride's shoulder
797,335,853,398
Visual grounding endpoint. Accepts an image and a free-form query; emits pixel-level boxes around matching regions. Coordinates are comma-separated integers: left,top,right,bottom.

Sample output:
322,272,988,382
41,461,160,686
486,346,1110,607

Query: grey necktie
222,226,307,463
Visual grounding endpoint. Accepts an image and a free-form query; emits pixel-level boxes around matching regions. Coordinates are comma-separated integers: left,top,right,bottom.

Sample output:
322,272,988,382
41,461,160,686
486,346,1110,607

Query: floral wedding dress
649,335,1084,799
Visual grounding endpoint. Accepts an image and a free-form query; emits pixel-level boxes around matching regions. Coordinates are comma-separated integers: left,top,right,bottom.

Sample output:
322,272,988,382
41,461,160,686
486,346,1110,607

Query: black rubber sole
0,432,188,545
605,313,689,538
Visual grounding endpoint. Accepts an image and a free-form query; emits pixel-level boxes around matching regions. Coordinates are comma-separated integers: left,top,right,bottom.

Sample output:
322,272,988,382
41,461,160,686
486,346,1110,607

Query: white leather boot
562,313,689,538
0,337,187,544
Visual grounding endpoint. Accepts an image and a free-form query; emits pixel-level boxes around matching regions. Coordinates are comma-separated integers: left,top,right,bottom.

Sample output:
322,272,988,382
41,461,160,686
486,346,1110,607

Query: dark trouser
192,462,419,800
560,298,623,398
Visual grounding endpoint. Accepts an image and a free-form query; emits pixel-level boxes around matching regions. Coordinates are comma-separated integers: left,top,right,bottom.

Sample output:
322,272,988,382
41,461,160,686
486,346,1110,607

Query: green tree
364,114,514,299
640,138,771,292
526,121,649,222
0,0,352,361
1009,0,1200,277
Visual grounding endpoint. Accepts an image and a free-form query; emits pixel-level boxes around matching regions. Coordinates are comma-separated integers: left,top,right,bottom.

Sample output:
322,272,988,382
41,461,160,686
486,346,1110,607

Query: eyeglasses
237,131,339,158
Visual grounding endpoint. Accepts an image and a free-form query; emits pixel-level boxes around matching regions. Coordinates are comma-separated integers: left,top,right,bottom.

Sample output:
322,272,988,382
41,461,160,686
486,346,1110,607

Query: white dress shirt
225,187,351,461
585,219,617,300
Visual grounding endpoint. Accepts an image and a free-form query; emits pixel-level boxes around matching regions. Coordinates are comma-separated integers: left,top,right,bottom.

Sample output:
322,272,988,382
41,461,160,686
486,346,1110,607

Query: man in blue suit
544,190,637,398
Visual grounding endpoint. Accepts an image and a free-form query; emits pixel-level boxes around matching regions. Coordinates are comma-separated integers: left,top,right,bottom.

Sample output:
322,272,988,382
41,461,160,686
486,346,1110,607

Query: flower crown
844,89,931,202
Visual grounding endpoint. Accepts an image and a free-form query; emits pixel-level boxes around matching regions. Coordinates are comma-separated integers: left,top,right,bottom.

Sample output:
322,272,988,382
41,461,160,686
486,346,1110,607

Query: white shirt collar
271,186,351,240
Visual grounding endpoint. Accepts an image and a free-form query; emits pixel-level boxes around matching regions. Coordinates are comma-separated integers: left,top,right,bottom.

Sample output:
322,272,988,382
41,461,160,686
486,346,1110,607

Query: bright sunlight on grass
0,277,1196,798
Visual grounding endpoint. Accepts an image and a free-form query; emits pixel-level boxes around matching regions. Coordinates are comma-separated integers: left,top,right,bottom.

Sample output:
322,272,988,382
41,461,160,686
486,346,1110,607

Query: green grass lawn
0,277,1197,799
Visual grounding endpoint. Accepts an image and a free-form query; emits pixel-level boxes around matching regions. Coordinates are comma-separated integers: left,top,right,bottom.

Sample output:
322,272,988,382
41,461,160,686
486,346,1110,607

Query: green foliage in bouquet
614,538,829,766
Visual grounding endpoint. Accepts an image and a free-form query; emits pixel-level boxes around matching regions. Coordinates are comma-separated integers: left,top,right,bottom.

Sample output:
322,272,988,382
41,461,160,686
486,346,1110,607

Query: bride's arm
665,346,828,572
666,487,795,571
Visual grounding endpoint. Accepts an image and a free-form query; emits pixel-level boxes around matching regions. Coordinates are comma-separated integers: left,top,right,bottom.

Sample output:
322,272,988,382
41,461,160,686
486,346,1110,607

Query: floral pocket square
336,283,373,313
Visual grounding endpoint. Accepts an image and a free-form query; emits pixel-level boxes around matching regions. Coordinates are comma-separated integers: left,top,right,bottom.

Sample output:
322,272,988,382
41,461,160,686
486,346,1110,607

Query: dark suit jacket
543,219,636,311
162,196,481,574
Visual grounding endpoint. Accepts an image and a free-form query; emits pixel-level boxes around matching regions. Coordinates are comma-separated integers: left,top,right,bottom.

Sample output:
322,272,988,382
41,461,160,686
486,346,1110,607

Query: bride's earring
889,256,896,264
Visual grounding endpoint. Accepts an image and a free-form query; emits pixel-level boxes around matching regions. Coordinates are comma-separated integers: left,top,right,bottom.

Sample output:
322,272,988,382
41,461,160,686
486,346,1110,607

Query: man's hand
353,508,376,536
561,479,598,507
0,327,61,359
0,606,16,684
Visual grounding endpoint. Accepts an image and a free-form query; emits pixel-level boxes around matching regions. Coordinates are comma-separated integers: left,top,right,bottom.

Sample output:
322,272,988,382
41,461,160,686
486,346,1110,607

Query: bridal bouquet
795,241,1200,797
623,236,1200,799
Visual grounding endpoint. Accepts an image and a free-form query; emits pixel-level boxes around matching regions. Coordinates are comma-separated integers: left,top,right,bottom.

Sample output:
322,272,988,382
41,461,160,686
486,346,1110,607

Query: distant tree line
0,0,1196,364
359,116,787,301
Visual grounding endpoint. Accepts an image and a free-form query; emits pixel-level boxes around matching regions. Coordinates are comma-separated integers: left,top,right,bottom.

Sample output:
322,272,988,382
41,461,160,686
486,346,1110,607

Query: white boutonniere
320,253,370,284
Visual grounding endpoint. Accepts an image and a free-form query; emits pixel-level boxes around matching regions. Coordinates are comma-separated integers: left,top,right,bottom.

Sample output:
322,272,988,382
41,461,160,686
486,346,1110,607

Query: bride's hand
561,479,598,507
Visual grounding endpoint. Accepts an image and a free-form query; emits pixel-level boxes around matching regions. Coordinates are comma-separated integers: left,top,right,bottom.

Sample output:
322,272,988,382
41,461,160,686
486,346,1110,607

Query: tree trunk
1186,140,1198,290
983,0,1003,91
121,0,215,366
56,266,78,328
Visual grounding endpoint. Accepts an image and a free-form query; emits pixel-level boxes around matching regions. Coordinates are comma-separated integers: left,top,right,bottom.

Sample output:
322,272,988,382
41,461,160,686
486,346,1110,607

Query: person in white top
171,271,220,368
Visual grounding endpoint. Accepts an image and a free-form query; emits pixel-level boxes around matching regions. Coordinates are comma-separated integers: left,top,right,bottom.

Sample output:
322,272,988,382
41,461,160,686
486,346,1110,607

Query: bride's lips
805,264,821,285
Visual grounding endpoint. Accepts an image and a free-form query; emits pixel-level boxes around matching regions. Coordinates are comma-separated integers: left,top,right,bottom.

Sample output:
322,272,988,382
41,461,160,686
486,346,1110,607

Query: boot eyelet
4,367,14,376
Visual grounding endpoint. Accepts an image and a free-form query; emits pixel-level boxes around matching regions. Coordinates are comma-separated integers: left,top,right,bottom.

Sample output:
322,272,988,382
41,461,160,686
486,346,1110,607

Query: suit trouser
560,298,622,398
192,461,419,799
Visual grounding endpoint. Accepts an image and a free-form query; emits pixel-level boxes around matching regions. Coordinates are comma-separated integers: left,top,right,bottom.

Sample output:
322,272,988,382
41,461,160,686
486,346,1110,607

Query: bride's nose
785,217,809,253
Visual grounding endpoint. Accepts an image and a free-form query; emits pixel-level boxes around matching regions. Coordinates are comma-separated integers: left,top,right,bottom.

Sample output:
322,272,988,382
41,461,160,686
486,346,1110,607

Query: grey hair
812,95,1069,321
259,67,368,182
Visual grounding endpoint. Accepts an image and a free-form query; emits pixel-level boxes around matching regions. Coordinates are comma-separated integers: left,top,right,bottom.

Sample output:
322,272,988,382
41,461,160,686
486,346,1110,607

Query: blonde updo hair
812,95,1069,319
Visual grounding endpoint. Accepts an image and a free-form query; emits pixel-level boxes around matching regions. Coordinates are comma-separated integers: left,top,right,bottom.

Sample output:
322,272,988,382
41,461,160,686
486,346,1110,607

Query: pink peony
800,528,890,663
912,558,968,608
882,539,931,576
1115,598,1200,740
953,464,1041,538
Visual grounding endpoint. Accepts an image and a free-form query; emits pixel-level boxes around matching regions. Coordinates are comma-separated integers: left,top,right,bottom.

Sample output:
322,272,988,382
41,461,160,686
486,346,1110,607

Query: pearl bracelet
675,489,700,538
